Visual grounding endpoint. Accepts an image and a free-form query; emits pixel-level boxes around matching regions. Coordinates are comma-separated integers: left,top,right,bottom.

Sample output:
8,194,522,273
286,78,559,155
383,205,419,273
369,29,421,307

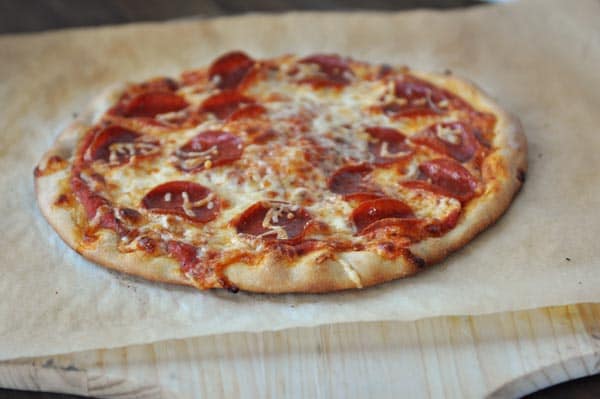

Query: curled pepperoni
201,90,255,119
297,54,354,87
209,51,255,90
365,127,411,165
174,130,243,172
85,126,159,164
417,158,479,202
141,181,219,223
86,126,139,161
328,164,381,200
234,201,312,243
411,122,479,162
116,92,189,118
382,77,450,118
351,198,415,233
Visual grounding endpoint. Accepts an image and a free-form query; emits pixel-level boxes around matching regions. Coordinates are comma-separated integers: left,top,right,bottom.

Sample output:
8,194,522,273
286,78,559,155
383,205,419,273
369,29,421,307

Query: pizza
34,52,527,293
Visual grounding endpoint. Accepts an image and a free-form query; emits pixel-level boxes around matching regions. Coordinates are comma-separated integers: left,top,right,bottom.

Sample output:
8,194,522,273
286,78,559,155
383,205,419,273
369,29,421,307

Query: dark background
1,0,598,397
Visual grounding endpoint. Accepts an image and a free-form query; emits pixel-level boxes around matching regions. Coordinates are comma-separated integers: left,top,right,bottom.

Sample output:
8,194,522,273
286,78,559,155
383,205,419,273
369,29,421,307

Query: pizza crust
34,70,526,293
35,86,193,288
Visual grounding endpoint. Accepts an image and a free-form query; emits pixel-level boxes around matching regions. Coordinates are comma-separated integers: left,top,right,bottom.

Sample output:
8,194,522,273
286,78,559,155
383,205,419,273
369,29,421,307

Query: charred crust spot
227,285,240,293
517,169,526,183
33,166,42,178
217,277,239,293
405,250,426,268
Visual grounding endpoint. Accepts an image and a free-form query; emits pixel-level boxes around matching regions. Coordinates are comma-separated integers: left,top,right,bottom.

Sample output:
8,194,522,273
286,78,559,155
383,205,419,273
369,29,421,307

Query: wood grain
1,304,598,398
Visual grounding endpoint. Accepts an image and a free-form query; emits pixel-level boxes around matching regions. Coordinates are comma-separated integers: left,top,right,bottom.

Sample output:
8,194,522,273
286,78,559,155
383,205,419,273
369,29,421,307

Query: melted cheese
82,55,476,258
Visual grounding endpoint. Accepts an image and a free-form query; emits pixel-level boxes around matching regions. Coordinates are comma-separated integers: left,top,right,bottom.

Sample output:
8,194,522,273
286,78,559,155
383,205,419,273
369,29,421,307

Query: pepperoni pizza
34,52,527,293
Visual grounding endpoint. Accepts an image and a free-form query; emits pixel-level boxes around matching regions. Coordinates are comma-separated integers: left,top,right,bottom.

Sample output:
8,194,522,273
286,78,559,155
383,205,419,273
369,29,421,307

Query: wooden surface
1,303,598,398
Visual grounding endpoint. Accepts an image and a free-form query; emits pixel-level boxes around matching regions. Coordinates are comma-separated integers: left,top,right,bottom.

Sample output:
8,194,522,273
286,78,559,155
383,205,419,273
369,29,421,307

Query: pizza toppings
208,51,255,90
166,240,198,272
411,122,479,162
114,92,189,118
38,52,513,293
85,125,159,165
201,90,255,119
296,54,354,87
328,164,381,200
141,181,219,223
365,126,411,165
414,158,479,202
234,201,312,242
379,77,453,118
174,130,243,171
351,198,415,233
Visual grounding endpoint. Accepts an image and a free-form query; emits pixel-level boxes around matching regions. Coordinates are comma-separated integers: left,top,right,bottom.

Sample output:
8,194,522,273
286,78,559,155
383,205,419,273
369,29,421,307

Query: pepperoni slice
234,201,312,242
351,198,415,233
417,158,479,202
201,90,255,119
141,181,219,223
85,125,159,164
411,122,479,162
365,127,411,165
328,164,381,200
381,77,450,118
116,92,189,118
86,126,139,161
297,54,354,87
174,130,243,172
209,51,255,90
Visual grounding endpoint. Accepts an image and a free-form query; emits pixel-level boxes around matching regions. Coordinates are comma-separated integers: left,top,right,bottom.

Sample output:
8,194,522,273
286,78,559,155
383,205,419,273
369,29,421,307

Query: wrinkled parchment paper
1,0,599,361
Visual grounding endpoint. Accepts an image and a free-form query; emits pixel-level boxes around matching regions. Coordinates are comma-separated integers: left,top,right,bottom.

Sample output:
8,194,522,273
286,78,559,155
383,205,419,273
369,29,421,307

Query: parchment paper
1,0,599,361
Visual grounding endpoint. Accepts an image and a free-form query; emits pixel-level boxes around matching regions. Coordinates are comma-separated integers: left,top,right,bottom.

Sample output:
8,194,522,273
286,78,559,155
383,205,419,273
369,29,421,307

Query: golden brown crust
406,71,527,265
34,86,193,288
34,68,527,294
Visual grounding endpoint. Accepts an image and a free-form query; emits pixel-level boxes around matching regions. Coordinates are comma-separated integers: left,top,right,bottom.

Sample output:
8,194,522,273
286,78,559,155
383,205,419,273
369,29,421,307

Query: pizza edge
407,71,527,266
35,85,194,288
34,71,527,293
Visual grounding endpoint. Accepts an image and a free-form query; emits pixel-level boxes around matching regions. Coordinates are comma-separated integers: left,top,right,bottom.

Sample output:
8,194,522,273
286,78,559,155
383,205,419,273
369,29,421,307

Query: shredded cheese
436,124,462,144
108,142,159,165
379,141,411,158
181,192,215,217
177,145,219,170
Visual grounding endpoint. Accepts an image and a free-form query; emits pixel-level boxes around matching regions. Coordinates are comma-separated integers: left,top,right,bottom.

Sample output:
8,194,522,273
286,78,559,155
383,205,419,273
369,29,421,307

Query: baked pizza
34,52,527,293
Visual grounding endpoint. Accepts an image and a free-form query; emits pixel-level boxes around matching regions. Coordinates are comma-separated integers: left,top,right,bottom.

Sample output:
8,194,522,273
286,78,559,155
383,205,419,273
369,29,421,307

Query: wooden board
0,304,598,398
